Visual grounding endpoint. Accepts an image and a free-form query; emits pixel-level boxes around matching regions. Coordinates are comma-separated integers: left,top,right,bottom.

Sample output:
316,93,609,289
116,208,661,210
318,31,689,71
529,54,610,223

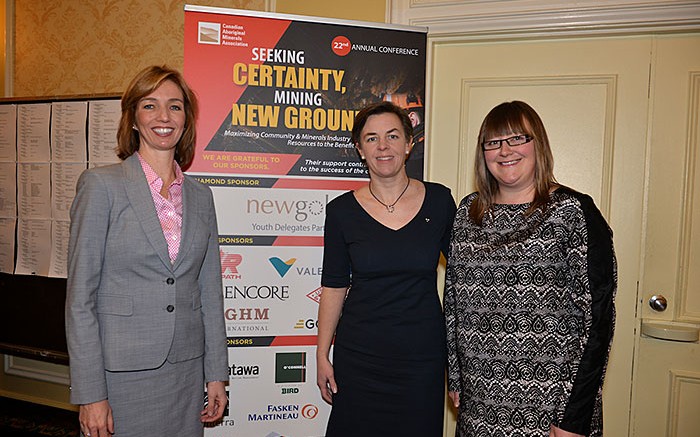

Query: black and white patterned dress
444,187,616,437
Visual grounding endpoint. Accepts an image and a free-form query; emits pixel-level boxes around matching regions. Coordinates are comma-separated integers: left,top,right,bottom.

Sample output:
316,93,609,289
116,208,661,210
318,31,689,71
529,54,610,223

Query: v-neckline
351,182,428,232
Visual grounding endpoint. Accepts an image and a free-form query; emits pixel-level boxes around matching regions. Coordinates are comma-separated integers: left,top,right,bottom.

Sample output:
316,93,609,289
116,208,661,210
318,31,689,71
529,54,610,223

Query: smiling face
356,112,412,179
134,79,186,157
483,132,536,198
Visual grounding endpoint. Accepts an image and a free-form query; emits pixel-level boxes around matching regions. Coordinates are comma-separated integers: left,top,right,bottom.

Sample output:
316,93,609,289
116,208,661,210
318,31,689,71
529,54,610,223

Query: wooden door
632,34,700,437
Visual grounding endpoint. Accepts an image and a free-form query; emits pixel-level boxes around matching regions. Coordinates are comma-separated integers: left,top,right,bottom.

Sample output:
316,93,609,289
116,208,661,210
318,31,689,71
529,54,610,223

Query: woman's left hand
550,425,584,437
201,381,228,423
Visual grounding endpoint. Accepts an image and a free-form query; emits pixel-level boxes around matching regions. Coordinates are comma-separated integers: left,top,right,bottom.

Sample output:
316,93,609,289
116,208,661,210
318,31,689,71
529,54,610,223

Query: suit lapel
122,154,173,271
172,177,198,271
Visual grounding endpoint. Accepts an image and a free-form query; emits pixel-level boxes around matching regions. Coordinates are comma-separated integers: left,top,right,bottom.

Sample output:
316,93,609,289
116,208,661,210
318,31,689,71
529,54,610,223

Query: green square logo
275,352,306,383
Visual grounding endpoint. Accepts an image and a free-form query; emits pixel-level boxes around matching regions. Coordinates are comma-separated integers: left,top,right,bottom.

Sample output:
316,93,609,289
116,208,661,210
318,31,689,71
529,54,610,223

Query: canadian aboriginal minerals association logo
198,22,221,45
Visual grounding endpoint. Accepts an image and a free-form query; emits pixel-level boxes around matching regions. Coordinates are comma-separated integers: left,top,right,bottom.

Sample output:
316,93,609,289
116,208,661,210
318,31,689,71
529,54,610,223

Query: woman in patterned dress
444,101,616,437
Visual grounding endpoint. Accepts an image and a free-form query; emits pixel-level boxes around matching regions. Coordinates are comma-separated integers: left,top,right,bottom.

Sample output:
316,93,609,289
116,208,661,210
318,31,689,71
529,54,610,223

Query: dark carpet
0,397,79,437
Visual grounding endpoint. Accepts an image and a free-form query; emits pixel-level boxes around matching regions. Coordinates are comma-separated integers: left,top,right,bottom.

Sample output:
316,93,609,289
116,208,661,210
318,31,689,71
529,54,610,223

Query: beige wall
274,0,385,22
12,0,266,96
11,0,386,97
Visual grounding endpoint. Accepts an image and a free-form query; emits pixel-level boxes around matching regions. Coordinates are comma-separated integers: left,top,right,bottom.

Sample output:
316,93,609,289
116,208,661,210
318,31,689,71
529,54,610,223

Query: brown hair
469,100,557,224
116,65,199,169
351,101,413,148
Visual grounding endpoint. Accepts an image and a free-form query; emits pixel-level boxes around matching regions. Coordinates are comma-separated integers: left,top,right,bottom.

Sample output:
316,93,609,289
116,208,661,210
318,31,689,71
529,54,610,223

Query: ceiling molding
389,0,700,39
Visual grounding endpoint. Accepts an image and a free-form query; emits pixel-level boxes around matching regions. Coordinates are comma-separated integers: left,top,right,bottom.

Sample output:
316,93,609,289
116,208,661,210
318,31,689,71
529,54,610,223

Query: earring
132,124,138,130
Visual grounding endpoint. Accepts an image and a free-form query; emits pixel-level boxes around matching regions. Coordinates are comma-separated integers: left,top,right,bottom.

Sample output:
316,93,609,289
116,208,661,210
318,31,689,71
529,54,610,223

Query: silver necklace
368,178,410,213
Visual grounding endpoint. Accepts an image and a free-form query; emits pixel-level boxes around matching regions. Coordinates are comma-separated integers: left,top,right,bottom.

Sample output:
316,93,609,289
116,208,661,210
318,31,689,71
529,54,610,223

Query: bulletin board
0,94,121,364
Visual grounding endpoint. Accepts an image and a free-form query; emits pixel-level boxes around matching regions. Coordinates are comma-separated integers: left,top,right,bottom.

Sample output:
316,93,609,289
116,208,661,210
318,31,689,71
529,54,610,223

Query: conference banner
184,5,427,436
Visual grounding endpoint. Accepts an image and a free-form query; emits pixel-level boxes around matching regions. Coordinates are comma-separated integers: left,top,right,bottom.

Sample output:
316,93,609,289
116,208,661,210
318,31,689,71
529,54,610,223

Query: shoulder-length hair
469,100,557,224
116,65,199,169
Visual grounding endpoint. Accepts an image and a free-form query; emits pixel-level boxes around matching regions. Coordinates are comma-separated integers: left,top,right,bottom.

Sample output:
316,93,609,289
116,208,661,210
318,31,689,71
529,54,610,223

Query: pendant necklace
368,178,410,213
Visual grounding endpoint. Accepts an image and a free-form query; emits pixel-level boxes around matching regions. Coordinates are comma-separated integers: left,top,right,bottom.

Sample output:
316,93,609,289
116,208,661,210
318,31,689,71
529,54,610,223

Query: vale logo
269,257,297,278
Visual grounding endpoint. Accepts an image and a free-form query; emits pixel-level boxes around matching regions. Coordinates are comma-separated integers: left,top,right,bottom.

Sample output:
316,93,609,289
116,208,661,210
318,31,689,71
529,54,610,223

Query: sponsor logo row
221,252,322,280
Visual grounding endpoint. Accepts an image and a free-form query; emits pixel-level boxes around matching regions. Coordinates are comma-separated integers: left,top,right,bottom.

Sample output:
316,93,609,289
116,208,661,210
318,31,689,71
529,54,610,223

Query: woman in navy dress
316,101,456,436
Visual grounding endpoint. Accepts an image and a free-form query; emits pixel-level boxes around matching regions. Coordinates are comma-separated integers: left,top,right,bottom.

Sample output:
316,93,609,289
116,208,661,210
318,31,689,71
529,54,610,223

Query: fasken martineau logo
220,251,242,279
269,257,296,277
301,404,319,420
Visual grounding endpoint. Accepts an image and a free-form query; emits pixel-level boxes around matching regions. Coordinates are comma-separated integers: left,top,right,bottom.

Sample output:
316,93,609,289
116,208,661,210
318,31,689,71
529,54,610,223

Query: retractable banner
184,5,426,436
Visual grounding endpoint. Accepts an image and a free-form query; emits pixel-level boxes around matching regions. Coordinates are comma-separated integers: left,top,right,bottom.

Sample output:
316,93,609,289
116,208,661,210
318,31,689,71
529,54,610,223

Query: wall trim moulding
388,0,700,39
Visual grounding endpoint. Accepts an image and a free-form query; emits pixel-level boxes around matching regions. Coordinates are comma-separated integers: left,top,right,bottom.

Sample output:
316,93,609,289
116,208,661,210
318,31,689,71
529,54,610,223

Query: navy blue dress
321,182,456,437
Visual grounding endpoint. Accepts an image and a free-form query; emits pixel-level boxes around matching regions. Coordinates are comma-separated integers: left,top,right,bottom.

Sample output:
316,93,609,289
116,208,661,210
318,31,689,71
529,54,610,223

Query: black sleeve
559,195,617,435
321,195,351,288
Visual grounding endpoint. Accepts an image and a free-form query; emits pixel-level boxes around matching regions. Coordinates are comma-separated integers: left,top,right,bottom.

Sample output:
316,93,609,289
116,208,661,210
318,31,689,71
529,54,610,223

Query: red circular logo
302,404,319,419
331,36,351,56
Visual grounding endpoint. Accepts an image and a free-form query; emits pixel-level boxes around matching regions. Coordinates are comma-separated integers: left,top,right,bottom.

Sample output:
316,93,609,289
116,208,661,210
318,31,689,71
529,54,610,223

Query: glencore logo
224,285,290,300
269,257,296,277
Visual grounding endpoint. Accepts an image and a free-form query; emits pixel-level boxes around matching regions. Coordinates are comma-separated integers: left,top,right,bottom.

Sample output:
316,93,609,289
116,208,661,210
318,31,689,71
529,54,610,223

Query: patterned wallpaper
13,0,266,97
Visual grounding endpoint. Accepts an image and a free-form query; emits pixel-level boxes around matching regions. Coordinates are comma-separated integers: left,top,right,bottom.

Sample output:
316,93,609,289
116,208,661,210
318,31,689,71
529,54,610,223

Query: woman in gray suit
66,65,229,437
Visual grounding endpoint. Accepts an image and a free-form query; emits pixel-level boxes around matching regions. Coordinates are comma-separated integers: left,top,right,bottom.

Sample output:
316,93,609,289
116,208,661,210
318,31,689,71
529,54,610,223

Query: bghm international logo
275,352,306,383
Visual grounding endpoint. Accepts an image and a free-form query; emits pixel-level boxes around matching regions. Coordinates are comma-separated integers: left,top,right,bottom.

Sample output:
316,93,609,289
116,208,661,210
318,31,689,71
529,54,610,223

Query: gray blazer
65,154,228,405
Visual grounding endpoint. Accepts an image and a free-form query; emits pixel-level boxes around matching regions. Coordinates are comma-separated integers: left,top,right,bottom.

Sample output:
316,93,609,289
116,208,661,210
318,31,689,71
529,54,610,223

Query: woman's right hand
316,355,337,404
79,399,114,437
448,391,460,409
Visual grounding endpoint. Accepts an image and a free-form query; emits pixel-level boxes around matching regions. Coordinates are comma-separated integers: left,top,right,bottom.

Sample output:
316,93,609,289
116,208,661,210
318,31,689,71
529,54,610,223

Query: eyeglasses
482,134,533,151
